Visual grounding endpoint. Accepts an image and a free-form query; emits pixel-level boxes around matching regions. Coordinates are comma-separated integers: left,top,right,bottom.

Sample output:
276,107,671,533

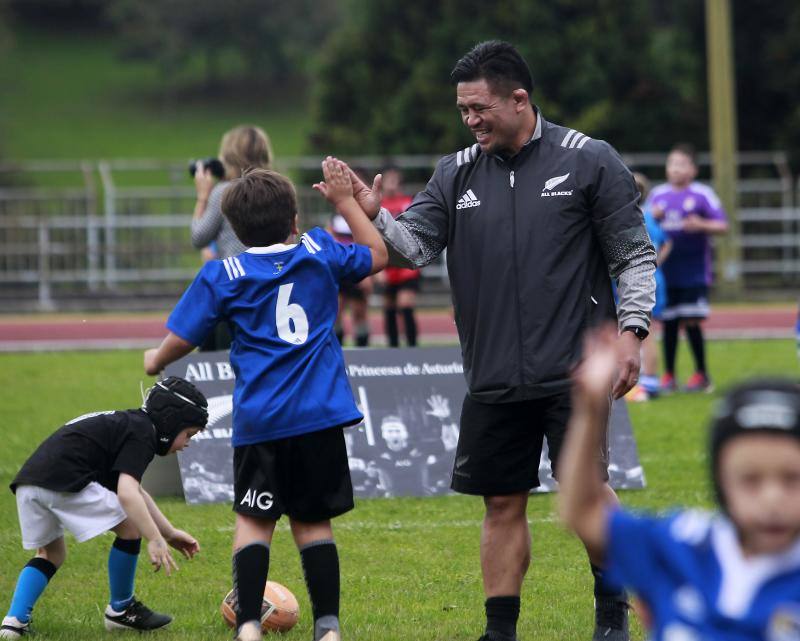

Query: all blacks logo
239,489,274,511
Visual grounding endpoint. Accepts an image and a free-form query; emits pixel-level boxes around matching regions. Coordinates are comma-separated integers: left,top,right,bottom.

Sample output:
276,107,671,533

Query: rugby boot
104,597,172,631
684,372,714,393
0,616,29,639
592,595,630,641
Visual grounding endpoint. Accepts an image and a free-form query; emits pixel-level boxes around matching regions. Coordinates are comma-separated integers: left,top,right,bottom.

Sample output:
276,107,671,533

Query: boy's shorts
233,426,354,522
15,482,128,549
661,285,710,321
451,392,610,496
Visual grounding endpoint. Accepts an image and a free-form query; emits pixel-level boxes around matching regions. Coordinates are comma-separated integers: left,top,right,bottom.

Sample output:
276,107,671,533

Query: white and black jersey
10,410,158,494
374,108,656,403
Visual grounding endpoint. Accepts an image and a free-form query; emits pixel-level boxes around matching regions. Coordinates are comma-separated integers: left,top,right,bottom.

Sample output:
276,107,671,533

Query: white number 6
276,283,309,345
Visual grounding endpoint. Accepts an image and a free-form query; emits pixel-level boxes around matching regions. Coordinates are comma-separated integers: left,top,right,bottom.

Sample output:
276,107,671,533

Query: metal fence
0,152,797,311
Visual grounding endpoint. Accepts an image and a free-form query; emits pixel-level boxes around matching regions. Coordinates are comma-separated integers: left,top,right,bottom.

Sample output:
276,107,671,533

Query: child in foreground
144,161,388,641
1,376,207,638
559,327,800,640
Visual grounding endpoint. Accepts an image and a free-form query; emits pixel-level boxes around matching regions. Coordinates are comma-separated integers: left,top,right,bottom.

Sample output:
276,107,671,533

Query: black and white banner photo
164,347,645,504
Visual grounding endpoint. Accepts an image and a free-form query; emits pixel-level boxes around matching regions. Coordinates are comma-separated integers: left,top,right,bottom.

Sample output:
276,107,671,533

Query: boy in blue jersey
560,327,800,641
143,161,388,641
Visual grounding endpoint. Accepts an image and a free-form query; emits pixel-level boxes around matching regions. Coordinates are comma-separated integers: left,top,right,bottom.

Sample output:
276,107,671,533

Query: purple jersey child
646,144,728,393
647,182,727,292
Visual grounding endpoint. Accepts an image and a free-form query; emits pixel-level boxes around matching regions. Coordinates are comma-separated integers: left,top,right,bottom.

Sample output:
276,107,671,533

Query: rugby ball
221,580,299,632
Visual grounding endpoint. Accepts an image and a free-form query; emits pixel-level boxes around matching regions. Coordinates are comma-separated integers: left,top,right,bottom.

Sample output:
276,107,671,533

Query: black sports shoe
592,596,630,641
104,598,172,632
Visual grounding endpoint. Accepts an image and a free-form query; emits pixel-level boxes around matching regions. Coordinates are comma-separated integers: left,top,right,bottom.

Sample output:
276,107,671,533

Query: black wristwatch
622,325,649,341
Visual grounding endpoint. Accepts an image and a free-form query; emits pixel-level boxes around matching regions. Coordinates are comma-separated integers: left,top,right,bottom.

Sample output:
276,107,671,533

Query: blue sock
108,538,141,611
7,558,57,623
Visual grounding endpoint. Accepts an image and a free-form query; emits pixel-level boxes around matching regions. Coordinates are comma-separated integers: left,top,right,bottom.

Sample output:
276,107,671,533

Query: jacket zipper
509,168,525,386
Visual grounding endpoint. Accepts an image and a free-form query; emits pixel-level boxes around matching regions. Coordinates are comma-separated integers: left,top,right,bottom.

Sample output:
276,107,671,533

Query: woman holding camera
191,125,273,350
191,125,273,260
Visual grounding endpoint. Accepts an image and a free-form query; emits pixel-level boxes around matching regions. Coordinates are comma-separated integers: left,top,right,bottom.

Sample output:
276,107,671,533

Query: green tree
309,0,711,155
106,0,340,91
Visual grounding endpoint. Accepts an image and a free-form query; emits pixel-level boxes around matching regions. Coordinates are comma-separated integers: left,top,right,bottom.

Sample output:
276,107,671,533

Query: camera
189,158,225,180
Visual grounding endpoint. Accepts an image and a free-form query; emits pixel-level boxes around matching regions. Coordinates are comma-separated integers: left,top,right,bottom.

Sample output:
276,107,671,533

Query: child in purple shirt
646,143,728,393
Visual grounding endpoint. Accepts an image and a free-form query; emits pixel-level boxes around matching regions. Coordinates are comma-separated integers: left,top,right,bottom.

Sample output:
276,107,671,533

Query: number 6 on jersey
276,283,309,345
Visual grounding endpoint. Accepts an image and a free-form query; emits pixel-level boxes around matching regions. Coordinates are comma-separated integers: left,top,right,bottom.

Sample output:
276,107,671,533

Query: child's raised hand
313,157,354,206
167,529,200,559
572,324,619,402
144,348,160,376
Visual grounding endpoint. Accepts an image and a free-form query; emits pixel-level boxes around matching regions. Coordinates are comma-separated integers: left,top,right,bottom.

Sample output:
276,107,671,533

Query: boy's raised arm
144,332,195,376
557,326,620,556
313,157,388,274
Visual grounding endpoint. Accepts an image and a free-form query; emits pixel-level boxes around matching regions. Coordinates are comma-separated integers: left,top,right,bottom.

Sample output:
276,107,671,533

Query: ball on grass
221,581,299,633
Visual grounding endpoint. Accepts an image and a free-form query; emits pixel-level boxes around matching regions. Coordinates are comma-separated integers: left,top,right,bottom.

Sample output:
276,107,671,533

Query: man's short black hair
221,168,297,247
450,40,534,97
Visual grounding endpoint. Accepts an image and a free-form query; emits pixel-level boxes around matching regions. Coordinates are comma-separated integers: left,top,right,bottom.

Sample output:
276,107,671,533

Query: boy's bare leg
291,519,340,641
232,514,276,641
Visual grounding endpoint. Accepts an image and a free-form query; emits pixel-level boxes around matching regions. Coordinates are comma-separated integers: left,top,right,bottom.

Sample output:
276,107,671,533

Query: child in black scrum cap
1,377,207,639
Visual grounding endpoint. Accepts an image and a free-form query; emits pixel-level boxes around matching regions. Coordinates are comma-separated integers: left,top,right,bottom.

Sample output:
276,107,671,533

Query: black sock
663,319,679,374
232,542,270,630
384,308,399,347
400,307,417,347
685,324,707,374
355,324,369,347
485,595,520,638
591,563,625,599
300,540,340,626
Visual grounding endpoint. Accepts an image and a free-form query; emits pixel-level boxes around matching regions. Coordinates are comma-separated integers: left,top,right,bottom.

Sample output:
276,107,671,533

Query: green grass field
0,27,310,163
0,340,796,640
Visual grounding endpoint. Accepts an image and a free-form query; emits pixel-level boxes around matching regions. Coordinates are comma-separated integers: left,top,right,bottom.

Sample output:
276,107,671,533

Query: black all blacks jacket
374,109,656,403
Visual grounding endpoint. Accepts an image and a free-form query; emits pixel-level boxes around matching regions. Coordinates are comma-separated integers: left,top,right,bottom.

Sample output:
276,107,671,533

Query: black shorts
233,427,354,522
385,278,420,297
661,285,710,321
340,280,367,301
451,392,610,496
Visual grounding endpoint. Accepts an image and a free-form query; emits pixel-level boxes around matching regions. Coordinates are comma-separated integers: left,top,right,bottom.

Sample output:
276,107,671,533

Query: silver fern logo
541,173,573,197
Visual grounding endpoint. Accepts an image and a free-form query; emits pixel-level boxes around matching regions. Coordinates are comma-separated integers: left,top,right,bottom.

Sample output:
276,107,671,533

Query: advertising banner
165,347,645,504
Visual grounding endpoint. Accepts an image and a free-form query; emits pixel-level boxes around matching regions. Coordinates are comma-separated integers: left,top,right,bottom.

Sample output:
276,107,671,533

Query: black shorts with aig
451,392,610,496
233,426,354,522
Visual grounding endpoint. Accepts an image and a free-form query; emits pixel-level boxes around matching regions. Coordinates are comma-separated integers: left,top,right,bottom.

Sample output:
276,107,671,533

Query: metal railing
0,153,797,311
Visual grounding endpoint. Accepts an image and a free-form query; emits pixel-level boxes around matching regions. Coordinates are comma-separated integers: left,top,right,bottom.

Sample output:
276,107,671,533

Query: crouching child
1,377,207,638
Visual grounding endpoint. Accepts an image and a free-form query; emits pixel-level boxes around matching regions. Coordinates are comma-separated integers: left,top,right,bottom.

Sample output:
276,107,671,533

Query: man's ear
291,215,299,235
512,88,530,112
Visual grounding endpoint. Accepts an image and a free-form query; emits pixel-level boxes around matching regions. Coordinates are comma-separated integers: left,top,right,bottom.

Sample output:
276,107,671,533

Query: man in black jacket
348,41,656,641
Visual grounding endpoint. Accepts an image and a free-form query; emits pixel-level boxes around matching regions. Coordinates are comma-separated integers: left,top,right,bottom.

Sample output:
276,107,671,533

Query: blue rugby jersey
167,227,372,446
606,508,800,641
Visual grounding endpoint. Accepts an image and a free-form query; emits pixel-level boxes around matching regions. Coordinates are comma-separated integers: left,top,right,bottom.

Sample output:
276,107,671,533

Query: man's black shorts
451,392,610,496
233,427,353,522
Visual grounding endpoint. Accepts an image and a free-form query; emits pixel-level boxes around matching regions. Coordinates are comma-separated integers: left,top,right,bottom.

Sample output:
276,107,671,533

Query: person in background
191,125,273,351
647,143,728,393
380,165,422,347
626,173,672,402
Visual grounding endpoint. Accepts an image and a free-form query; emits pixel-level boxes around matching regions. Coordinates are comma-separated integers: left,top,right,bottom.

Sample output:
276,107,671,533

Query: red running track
0,306,795,351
